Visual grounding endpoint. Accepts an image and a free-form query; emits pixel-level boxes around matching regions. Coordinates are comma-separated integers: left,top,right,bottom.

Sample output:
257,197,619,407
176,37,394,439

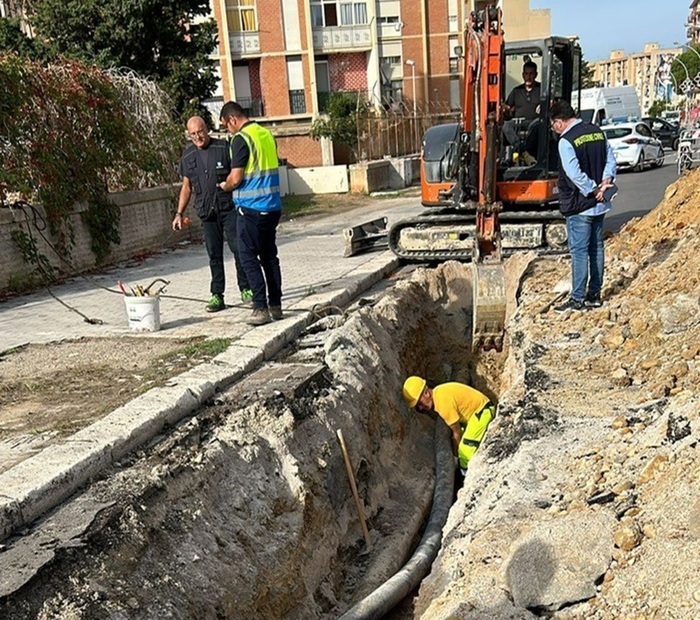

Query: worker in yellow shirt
403,376,495,473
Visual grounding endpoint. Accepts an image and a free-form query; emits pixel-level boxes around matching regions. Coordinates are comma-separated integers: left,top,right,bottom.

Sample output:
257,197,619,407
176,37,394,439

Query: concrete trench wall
0,262,506,619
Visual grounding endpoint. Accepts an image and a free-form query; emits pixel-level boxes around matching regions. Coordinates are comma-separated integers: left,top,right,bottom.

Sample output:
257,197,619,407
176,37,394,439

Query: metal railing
356,106,461,161
289,90,306,114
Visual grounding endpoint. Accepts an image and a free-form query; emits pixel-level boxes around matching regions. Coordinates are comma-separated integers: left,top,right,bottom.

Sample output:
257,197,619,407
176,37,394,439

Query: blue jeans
236,207,282,309
566,213,605,301
202,208,249,296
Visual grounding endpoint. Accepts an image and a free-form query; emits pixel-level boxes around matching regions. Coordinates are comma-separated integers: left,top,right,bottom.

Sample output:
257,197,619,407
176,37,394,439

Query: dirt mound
416,172,700,618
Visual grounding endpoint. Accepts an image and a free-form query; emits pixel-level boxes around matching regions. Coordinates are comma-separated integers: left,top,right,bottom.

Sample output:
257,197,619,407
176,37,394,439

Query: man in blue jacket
549,100,617,313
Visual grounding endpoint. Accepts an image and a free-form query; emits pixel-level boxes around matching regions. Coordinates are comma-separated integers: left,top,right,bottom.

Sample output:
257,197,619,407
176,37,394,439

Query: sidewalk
0,194,422,542
0,195,419,351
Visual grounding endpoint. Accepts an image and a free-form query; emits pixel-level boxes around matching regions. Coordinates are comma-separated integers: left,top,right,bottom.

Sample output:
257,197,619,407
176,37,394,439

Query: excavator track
388,209,567,262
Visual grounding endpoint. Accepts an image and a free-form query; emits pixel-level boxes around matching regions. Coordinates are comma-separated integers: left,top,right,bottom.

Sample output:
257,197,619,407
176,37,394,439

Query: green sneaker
206,294,225,313
240,288,254,303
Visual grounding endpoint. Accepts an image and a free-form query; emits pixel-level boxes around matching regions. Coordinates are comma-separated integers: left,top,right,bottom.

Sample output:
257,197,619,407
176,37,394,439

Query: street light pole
405,59,417,117
673,55,692,121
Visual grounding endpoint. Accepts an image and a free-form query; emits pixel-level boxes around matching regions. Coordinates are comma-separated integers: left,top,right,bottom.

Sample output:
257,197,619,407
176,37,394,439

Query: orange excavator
388,6,581,350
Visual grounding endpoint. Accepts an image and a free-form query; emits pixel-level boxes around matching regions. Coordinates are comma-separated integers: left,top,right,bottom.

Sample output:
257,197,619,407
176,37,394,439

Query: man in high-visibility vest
403,376,495,473
219,101,283,326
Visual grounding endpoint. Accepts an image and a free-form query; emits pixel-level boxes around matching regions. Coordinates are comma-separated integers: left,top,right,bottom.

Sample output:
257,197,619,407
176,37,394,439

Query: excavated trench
0,260,526,620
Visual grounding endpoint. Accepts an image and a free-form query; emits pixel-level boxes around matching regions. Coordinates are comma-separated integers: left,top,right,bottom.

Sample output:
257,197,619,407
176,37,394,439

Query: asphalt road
605,152,679,233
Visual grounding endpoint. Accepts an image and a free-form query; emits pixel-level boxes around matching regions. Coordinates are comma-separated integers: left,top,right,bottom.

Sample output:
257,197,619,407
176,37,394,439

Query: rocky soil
416,171,700,619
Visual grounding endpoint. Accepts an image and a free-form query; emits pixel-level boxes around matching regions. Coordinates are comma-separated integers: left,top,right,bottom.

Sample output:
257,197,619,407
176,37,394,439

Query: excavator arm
464,6,508,350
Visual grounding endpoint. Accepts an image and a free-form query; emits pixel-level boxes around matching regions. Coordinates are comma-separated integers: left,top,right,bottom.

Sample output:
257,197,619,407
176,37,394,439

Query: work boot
206,294,225,313
269,306,283,320
240,288,253,304
247,307,271,326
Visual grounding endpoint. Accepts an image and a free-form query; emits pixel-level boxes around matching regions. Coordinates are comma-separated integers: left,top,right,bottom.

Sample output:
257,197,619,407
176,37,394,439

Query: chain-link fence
356,102,460,161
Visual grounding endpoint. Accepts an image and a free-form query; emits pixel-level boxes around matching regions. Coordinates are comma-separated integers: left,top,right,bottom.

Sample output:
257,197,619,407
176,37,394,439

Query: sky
529,0,689,61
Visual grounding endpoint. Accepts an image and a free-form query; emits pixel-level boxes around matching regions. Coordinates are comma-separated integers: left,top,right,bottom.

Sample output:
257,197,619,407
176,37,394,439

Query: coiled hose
337,420,456,620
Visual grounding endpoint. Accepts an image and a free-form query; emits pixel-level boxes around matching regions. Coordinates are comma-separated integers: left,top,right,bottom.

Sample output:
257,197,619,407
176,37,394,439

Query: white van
572,86,641,126
661,109,681,126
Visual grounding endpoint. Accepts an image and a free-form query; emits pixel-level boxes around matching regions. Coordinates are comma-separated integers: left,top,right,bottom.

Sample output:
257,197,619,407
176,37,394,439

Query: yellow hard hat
403,376,426,409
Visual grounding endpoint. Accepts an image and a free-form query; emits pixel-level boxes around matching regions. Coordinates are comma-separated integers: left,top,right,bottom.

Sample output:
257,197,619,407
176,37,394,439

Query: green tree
580,56,597,89
27,0,218,118
310,92,368,150
647,99,670,118
0,18,46,59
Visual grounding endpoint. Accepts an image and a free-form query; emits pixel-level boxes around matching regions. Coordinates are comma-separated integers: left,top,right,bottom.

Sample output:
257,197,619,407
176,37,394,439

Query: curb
0,253,400,543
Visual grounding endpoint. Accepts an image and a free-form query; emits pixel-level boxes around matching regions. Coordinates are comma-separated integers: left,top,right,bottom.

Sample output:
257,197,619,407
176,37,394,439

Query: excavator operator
503,61,542,162
504,60,541,120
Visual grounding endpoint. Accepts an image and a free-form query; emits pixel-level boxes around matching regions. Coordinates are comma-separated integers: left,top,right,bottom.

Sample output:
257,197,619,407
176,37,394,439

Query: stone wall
0,185,200,293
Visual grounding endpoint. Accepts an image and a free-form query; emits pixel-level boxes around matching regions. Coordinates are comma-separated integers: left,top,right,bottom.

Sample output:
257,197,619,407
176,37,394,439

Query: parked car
602,122,664,172
643,117,681,150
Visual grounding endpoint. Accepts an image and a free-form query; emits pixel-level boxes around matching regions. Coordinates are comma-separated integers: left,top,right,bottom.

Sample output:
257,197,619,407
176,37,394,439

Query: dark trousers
236,207,282,309
202,208,249,296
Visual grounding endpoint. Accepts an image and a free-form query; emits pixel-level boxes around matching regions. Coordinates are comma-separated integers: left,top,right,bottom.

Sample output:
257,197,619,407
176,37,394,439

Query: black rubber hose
337,420,456,620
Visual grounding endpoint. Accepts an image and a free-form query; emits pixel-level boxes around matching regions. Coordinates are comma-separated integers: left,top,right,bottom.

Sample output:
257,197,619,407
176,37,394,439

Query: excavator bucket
471,262,506,351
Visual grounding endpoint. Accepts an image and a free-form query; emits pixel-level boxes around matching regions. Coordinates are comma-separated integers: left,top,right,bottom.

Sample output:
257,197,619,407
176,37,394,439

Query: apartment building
589,44,682,114
689,0,700,44
211,0,549,166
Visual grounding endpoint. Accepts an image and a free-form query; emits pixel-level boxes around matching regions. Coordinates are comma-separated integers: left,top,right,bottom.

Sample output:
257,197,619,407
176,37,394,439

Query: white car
602,122,664,171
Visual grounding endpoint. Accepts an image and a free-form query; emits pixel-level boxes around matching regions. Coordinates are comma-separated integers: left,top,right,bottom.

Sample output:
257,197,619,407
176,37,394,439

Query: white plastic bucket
124,296,161,332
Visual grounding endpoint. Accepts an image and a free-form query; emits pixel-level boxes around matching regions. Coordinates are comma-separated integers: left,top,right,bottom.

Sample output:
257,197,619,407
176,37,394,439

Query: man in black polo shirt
172,116,251,313
504,61,541,121
503,61,542,162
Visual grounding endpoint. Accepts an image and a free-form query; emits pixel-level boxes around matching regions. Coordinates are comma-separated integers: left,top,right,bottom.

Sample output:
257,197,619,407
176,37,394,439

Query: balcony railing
229,32,260,55
312,25,372,51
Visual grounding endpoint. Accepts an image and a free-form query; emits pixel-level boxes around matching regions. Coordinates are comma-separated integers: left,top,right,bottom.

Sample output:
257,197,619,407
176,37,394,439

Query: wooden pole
336,429,372,551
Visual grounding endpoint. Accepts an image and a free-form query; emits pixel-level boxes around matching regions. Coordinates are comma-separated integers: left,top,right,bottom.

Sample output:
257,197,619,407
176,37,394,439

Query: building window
310,0,368,27
289,90,306,114
381,56,401,67
227,0,257,32
382,79,404,110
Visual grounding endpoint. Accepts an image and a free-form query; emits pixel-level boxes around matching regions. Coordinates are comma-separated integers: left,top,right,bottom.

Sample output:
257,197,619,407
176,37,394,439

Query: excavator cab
500,38,582,180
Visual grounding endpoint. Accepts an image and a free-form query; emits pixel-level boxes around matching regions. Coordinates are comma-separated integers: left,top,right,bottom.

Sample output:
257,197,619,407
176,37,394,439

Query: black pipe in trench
337,419,456,620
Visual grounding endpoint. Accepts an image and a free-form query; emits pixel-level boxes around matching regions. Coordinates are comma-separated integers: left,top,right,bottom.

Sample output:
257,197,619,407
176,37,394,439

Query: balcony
229,32,260,55
378,23,402,39
312,25,372,52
